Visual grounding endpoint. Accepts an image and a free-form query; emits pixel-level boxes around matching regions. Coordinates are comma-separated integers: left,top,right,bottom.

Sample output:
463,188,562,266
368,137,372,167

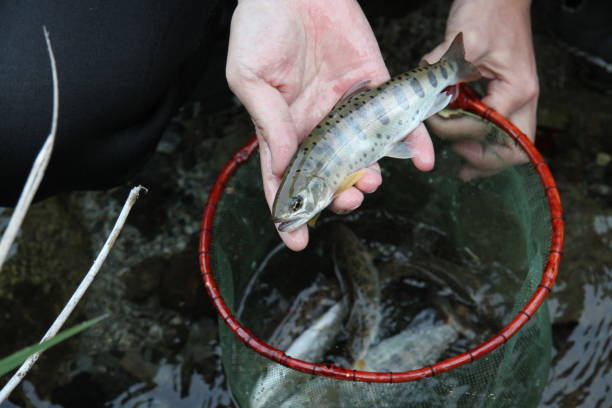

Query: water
2,0,611,406
539,187,612,408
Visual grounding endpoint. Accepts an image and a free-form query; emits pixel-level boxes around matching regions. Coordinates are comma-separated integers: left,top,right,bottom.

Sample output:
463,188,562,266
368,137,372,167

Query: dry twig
0,26,59,271
0,27,148,403
0,185,147,403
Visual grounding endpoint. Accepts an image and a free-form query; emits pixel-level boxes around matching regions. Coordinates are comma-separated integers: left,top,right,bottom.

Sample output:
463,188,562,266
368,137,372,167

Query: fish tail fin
442,32,481,83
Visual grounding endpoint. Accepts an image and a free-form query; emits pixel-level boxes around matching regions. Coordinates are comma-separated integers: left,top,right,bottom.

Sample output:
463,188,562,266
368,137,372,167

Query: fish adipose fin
386,141,414,159
442,32,481,83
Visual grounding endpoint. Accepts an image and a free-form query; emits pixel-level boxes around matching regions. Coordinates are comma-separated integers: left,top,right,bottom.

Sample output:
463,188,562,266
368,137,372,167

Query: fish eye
289,195,303,212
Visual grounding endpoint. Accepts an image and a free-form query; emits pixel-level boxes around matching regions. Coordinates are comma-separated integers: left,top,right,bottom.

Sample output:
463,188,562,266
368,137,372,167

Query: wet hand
423,0,538,180
227,0,434,250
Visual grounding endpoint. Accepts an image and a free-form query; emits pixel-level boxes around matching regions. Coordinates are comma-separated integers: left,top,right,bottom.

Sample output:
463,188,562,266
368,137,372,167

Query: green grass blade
0,315,106,377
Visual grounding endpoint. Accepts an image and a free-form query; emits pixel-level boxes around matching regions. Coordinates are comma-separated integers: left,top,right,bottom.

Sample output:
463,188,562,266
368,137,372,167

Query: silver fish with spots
272,33,480,232
250,299,348,408
332,223,381,370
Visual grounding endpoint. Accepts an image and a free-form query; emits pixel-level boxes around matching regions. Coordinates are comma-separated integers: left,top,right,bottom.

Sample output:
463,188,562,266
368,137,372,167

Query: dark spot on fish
326,121,330,126
304,147,309,151
410,77,425,98
324,171,331,177
386,135,391,140
376,133,382,139
427,70,438,87
362,153,367,158
440,65,448,79
398,119,403,125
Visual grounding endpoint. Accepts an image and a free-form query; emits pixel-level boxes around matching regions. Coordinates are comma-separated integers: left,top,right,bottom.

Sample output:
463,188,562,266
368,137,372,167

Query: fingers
457,164,500,182
426,113,489,141
451,139,527,172
405,123,435,171
354,163,382,193
329,164,380,213
257,139,309,251
230,82,299,177
482,79,538,140
227,69,310,250
279,225,309,252
329,187,364,214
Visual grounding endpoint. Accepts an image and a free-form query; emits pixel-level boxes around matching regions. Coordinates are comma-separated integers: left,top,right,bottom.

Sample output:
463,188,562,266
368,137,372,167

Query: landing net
199,85,563,408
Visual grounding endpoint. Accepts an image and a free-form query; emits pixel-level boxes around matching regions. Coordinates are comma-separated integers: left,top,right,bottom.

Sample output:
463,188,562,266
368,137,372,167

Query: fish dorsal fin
336,80,372,107
386,141,414,159
335,169,366,197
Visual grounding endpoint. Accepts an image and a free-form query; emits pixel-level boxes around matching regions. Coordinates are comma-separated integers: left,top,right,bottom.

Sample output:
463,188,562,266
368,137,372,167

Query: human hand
423,0,538,180
227,0,434,250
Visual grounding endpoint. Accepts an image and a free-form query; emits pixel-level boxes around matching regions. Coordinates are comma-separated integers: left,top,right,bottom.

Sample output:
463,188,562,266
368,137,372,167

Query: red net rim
198,84,564,383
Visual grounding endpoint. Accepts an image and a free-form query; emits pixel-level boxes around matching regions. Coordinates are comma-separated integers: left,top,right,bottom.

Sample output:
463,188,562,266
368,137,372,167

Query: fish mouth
274,217,308,233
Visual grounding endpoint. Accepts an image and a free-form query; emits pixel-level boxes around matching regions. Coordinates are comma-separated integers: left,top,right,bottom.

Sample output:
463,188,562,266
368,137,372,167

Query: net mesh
209,111,554,408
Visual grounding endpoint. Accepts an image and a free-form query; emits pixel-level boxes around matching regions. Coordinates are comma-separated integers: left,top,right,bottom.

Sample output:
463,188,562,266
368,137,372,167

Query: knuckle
522,78,540,101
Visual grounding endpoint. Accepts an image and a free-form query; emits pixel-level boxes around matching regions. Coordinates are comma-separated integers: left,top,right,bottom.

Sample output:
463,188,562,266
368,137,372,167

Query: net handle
198,84,564,383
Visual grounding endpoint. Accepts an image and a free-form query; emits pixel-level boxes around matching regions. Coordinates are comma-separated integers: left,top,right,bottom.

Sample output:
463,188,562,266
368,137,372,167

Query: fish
272,32,480,232
267,272,342,352
362,308,458,372
277,309,458,408
332,224,382,369
249,299,348,408
252,224,382,407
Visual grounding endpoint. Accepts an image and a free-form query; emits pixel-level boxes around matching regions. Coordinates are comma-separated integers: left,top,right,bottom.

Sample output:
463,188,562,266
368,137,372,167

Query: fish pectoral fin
336,80,372,107
307,212,322,228
336,169,366,196
385,141,414,159
424,89,454,119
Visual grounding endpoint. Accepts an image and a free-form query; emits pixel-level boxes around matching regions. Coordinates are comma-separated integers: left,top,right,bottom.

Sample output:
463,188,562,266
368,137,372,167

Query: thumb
422,41,450,65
